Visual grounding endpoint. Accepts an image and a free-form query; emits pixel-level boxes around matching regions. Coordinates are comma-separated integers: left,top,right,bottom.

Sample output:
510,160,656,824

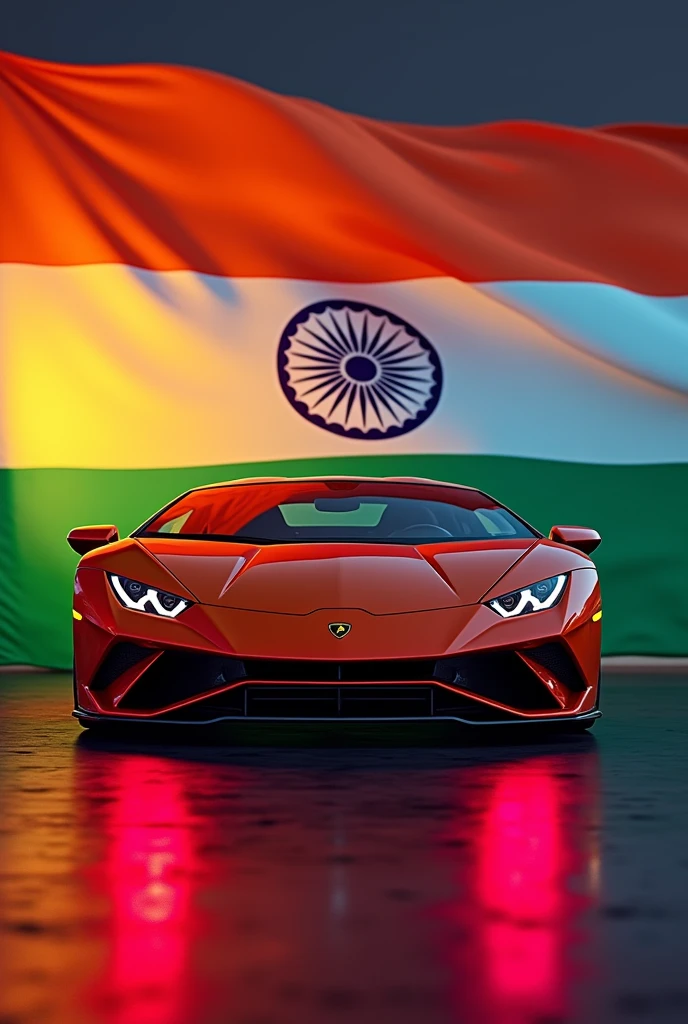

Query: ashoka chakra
277,300,443,440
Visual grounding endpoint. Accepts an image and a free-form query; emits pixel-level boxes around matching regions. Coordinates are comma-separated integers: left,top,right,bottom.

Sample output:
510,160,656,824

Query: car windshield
137,481,537,545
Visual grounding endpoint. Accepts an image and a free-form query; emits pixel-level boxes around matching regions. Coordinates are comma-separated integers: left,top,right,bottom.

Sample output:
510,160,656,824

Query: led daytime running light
489,574,567,618
109,574,189,618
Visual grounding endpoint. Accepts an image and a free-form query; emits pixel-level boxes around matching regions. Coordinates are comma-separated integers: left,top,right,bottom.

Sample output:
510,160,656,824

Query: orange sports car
68,476,602,732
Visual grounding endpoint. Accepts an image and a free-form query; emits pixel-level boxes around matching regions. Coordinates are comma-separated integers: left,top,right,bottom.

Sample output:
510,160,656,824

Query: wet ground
1,672,688,1024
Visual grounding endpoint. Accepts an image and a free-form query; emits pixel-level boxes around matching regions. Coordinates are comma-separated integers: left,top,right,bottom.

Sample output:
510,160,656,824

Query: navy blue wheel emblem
277,300,443,439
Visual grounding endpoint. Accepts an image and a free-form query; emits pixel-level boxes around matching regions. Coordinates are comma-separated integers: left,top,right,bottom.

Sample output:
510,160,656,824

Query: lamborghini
68,476,602,730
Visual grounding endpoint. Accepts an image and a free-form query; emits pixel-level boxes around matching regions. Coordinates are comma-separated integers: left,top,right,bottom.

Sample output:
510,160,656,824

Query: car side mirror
549,525,601,554
67,525,119,555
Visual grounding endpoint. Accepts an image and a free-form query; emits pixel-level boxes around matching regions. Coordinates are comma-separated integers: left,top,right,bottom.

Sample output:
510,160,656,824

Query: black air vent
242,658,435,683
523,642,587,692
91,642,155,692
433,650,559,710
246,684,433,718
115,647,563,715
163,683,523,722
119,650,246,709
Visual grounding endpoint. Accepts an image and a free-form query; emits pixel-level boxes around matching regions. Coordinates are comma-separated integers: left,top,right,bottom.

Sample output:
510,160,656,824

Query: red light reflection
444,753,599,1024
95,756,196,1024
478,768,562,1018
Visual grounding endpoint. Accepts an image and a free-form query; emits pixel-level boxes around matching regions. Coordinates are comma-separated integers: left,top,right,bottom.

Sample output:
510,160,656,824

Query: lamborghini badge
328,622,352,638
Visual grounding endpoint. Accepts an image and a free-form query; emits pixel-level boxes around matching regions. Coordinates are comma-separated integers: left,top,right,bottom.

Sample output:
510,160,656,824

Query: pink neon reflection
103,757,195,1024
478,765,563,1021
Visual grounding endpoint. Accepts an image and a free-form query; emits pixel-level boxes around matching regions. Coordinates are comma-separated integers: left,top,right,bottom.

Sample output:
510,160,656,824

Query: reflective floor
1,674,688,1024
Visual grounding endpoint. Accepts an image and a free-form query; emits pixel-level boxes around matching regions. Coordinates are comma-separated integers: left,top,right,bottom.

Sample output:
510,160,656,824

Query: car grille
111,644,565,715
157,685,516,722
241,658,436,683
246,685,434,718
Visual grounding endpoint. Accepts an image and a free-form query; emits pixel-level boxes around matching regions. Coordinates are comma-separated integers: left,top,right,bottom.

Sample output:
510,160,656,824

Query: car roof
187,475,481,493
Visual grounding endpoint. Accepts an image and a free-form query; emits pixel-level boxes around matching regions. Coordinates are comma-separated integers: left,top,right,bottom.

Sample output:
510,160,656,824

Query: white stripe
480,281,688,396
2,263,687,468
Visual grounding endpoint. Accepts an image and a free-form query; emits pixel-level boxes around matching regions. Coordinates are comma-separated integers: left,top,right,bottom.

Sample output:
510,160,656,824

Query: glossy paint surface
67,525,120,555
73,485,601,720
2,671,688,1024
549,526,602,554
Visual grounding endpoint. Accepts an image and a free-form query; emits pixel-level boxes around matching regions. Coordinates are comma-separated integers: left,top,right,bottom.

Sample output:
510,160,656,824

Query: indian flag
1,50,687,667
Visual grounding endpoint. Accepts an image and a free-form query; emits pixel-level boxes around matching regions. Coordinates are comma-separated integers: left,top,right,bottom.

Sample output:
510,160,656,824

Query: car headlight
108,573,190,618
488,574,567,618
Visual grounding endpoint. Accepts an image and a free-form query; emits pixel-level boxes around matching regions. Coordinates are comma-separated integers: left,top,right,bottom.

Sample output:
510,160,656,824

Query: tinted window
140,481,536,544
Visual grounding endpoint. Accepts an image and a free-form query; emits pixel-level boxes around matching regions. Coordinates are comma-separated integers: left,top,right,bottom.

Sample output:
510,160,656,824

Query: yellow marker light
72,609,83,621
592,611,602,622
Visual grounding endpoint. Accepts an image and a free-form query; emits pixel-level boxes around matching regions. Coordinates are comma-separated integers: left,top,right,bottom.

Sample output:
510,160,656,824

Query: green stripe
1,455,686,667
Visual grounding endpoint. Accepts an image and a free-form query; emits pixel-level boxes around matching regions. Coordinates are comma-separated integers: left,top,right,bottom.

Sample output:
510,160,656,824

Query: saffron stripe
1,52,686,292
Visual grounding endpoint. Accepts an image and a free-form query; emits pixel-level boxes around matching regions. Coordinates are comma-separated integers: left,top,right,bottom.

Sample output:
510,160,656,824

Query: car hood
138,537,538,614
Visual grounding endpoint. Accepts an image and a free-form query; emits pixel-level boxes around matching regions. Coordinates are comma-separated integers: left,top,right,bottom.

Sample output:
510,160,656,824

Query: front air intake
433,650,560,710
522,642,587,692
113,647,563,714
118,649,246,709
91,642,154,692
241,658,435,683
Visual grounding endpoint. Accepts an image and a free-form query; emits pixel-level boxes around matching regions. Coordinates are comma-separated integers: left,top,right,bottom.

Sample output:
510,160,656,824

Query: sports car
68,476,602,731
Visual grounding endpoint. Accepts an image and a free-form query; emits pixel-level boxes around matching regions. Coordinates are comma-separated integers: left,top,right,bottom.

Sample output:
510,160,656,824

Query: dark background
3,0,687,125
